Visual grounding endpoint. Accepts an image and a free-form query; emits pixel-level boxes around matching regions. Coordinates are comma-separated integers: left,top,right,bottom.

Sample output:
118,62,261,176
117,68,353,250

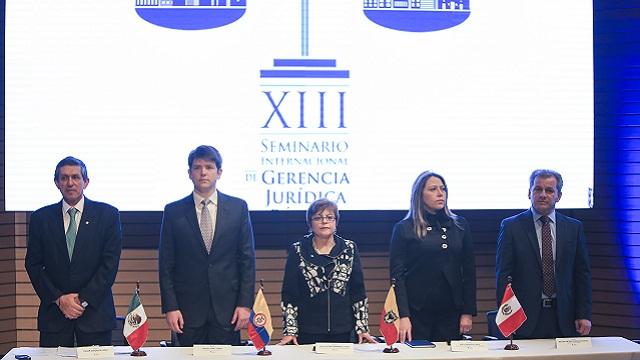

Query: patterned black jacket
281,234,369,336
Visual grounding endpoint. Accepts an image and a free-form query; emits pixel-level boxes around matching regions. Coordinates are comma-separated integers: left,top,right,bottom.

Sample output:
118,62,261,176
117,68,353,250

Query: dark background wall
0,0,639,354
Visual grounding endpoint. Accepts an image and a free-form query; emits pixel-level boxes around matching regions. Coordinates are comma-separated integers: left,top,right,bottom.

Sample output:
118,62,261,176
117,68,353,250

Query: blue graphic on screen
363,0,470,32
260,0,349,79
135,0,246,30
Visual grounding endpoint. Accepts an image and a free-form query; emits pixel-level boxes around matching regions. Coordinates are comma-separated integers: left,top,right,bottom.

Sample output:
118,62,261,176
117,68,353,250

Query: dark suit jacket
25,198,122,333
159,192,256,329
390,215,477,318
496,209,592,337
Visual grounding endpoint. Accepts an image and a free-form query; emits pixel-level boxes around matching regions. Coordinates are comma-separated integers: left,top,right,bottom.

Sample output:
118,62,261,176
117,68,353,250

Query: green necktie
66,207,78,260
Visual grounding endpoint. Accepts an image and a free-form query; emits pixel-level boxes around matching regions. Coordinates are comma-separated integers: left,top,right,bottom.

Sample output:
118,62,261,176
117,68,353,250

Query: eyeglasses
311,215,336,222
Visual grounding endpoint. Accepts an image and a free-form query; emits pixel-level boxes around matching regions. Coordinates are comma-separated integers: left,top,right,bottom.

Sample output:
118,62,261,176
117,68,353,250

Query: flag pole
130,281,147,357
257,343,272,355
503,276,519,351
256,279,272,356
382,279,400,353
504,334,519,350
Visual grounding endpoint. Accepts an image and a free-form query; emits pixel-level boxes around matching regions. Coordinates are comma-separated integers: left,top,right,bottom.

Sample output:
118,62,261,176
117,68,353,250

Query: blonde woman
390,171,476,342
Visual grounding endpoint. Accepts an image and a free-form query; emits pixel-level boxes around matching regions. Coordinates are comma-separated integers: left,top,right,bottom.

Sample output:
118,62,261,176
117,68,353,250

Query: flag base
130,349,147,356
504,343,519,350
383,346,399,353
257,349,272,356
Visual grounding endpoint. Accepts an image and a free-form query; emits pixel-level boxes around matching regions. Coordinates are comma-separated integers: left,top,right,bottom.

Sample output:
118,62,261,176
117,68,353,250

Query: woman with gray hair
278,198,376,345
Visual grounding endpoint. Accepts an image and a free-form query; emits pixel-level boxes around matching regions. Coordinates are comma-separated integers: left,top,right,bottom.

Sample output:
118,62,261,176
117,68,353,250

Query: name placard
76,346,114,359
450,340,488,352
193,344,232,357
314,343,354,354
556,337,592,349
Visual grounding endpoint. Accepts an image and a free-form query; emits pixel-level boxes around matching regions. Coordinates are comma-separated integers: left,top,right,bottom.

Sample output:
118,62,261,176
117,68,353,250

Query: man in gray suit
159,145,256,346
496,169,591,339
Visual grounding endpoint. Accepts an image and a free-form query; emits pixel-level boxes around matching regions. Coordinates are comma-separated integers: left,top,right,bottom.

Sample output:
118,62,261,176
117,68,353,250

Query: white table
4,337,640,360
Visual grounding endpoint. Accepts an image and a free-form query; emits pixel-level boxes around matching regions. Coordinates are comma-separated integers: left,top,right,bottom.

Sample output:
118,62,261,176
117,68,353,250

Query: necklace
313,237,335,254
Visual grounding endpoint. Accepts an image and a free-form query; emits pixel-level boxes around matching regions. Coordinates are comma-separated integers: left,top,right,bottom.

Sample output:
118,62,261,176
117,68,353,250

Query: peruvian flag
496,283,527,338
379,285,400,346
247,288,273,350
123,290,149,351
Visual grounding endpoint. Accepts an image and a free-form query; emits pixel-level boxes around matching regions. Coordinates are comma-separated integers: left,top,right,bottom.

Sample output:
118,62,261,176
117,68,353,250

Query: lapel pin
85,221,90,225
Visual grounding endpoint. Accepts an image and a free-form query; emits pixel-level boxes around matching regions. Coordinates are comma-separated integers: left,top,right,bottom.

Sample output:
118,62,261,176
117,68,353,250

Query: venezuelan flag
248,288,273,350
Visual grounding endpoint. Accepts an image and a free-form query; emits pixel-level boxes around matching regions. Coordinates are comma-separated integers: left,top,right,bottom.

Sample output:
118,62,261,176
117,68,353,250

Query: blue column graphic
301,0,309,56
260,0,349,79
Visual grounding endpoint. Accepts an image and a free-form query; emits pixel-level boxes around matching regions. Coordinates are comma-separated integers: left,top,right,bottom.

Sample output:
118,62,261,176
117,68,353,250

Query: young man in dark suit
25,156,122,347
159,145,256,346
496,169,592,339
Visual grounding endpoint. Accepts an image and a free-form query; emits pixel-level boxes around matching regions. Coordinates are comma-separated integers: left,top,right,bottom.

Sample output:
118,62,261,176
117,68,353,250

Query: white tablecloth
4,337,640,360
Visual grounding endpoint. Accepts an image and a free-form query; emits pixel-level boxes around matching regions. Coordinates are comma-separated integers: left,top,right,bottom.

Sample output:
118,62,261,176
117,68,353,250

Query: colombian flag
248,288,273,350
379,285,400,346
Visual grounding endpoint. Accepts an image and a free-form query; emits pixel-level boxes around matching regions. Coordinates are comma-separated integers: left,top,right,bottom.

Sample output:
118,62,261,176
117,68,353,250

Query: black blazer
159,192,256,329
496,209,592,337
25,198,122,333
280,235,369,336
390,215,477,318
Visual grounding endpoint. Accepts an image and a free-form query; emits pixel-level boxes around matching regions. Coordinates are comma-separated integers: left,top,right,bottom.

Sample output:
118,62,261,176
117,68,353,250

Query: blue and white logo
259,0,348,79
135,0,246,30
257,0,351,208
364,0,470,32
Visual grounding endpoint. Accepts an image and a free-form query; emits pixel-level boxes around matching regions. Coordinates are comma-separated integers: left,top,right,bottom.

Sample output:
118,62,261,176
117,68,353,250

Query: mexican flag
123,290,148,351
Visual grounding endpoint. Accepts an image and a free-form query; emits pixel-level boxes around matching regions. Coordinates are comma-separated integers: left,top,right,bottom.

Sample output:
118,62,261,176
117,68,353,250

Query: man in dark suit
496,169,591,339
159,145,256,346
25,156,122,347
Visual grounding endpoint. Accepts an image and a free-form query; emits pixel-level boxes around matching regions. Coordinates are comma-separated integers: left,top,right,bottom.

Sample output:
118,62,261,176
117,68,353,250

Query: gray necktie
66,207,78,260
200,199,213,253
